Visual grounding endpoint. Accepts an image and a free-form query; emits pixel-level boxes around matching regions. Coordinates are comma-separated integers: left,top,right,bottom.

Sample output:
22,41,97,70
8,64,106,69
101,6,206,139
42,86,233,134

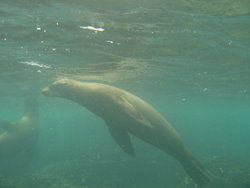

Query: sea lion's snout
42,80,68,97
42,87,52,96
42,86,60,97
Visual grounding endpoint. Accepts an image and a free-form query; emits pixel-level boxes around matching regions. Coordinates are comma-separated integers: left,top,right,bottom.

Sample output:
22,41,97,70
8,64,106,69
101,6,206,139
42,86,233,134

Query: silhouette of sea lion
0,97,39,161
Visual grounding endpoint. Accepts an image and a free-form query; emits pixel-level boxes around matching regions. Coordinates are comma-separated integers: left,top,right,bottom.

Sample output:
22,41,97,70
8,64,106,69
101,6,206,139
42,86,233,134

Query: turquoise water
0,0,250,187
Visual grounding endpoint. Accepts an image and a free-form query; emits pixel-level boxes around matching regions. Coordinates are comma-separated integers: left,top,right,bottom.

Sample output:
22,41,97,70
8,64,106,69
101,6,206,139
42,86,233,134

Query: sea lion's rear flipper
106,122,135,157
0,120,15,132
24,95,39,120
180,154,213,188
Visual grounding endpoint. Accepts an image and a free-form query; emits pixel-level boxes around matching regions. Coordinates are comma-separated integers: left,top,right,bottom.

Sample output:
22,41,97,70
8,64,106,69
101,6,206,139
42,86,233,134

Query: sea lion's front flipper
119,97,154,128
106,122,135,157
0,120,15,132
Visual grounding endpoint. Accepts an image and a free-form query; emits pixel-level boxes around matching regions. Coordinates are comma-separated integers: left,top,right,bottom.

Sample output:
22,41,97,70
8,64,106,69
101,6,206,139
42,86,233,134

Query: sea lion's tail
179,154,212,188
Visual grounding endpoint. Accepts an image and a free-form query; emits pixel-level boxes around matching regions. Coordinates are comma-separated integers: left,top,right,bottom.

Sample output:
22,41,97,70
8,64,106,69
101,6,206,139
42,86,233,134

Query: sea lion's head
42,79,72,98
43,79,99,104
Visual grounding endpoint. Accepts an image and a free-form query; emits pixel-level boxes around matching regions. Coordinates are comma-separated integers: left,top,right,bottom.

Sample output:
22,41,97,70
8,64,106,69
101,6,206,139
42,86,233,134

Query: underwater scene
0,0,250,188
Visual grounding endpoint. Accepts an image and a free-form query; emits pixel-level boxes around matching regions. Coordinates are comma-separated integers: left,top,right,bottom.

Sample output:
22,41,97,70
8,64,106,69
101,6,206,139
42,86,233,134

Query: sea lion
42,78,213,187
0,97,39,161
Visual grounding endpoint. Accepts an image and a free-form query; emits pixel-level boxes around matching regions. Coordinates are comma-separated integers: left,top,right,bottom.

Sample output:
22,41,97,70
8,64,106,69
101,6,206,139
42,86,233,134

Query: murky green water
0,0,250,187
